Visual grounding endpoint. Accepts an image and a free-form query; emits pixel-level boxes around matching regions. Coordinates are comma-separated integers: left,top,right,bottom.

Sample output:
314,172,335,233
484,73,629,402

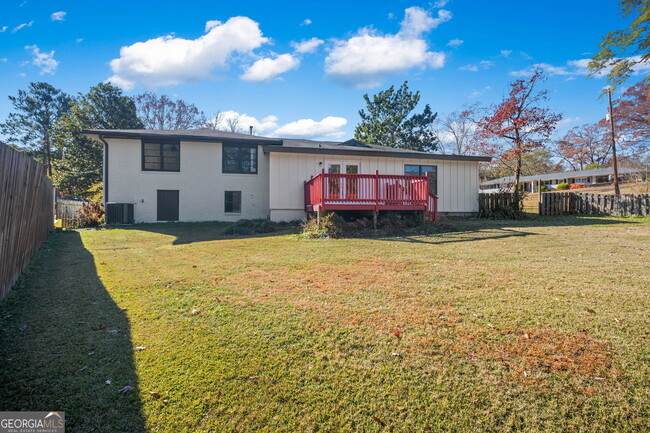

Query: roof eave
81,129,283,146
262,145,492,162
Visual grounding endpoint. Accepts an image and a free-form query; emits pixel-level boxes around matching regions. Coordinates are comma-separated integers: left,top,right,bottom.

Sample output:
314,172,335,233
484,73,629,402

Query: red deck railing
304,171,438,220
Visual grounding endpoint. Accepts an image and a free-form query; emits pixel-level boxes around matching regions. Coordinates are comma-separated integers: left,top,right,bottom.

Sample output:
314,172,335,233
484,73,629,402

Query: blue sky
0,0,642,143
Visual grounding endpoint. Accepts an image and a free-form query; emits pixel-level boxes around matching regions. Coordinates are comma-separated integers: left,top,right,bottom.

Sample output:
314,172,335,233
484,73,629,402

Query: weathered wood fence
540,192,650,216
478,192,519,212
0,143,54,300
56,199,89,228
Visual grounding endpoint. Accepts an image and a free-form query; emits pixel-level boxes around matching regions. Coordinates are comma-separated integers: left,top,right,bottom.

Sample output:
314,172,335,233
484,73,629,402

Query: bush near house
556,182,570,190
570,183,586,189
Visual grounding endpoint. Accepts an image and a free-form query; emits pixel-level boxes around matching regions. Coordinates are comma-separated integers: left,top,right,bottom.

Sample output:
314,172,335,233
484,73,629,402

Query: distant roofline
481,166,643,186
83,128,492,163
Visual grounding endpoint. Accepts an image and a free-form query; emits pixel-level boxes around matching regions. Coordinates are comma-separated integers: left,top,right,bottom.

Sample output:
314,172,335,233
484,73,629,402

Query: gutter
98,134,109,207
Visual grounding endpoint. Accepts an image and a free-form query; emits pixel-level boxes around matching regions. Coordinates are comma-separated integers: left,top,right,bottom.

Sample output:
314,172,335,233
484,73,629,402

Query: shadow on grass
116,221,299,245
0,231,146,433
371,214,643,245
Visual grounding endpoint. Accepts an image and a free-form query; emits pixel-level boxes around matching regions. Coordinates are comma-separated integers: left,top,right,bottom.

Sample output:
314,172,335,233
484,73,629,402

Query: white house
480,167,644,193
84,129,491,223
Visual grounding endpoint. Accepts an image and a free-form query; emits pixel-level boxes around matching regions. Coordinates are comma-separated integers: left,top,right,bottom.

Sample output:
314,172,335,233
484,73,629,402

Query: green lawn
1,217,649,432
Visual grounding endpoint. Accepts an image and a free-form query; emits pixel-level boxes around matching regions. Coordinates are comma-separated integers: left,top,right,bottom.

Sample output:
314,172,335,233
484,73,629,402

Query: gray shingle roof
83,128,491,162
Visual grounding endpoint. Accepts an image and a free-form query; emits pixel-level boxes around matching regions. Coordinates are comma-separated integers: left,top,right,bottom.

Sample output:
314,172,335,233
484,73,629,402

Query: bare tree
135,92,206,130
555,123,610,170
433,103,480,155
205,111,225,130
224,116,241,133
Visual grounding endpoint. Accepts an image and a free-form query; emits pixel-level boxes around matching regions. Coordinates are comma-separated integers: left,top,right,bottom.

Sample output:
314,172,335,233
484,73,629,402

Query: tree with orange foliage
476,70,562,201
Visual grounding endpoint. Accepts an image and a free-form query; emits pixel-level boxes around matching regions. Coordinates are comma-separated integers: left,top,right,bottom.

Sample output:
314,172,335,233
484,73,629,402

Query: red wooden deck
304,171,438,220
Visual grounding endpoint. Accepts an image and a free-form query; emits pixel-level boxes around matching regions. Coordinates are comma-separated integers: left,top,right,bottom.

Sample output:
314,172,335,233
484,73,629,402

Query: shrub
570,183,586,190
299,213,343,239
539,185,548,192
223,219,282,235
76,202,105,227
556,182,570,190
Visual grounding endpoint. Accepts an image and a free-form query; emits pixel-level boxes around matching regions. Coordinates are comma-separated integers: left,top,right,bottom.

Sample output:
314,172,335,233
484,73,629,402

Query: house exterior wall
268,151,480,221
105,138,269,222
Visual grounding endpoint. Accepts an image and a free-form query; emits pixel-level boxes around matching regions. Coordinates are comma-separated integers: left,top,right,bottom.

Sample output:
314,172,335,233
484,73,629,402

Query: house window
223,144,257,174
405,165,437,195
224,191,242,213
142,141,180,172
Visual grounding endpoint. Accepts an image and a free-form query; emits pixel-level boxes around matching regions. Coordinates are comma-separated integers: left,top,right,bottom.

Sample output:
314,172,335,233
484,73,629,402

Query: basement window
225,191,242,213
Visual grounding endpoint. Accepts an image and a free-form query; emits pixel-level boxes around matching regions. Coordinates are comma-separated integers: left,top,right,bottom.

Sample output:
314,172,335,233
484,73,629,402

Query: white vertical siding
268,151,480,221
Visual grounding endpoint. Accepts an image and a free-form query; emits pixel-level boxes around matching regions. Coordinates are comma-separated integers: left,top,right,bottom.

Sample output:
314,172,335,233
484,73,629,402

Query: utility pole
607,87,620,195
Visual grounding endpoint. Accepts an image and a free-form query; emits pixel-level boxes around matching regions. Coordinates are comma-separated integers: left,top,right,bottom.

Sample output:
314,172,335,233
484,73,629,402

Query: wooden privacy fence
540,192,650,216
479,192,519,212
0,143,54,301
56,199,89,228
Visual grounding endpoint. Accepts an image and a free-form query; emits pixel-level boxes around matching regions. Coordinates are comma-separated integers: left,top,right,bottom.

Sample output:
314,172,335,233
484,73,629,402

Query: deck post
373,210,378,230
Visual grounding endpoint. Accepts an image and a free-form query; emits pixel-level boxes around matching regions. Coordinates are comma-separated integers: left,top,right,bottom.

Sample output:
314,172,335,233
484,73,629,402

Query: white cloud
291,37,324,54
76,38,83,43
213,111,348,138
459,60,494,72
434,0,450,7
300,19,312,26
510,57,650,79
558,116,580,127
0,26,7,32
447,38,463,48
215,111,280,134
0,58,7,62
25,45,59,75
12,21,33,33
51,11,66,21
108,17,268,90
274,116,348,138
400,7,451,38
325,7,448,88
500,50,512,57
241,53,300,82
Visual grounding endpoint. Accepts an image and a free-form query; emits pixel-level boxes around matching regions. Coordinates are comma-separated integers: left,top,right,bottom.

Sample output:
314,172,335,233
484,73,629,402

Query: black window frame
405,164,437,195
224,191,242,214
142,140,181,172
222,144,258,174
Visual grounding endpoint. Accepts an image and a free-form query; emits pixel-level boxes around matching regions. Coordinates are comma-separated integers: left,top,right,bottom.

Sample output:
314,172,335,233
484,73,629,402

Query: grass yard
1,217,649,432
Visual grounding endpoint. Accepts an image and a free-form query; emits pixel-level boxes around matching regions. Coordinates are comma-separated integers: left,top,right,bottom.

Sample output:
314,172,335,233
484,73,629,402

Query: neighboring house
480,167,645,193
84,129,491,223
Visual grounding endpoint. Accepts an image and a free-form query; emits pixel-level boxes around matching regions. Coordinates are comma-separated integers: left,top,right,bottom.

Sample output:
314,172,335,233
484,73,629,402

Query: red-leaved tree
601,81,650,165
477,70,562,200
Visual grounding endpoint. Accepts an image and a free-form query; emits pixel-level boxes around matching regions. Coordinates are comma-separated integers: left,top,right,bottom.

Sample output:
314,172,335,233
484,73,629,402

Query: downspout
99,134,109,207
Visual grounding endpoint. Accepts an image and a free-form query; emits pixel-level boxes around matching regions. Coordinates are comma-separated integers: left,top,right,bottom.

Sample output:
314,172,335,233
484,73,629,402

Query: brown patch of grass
453,327,617,386
225,259,619,386
223,259,458,335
